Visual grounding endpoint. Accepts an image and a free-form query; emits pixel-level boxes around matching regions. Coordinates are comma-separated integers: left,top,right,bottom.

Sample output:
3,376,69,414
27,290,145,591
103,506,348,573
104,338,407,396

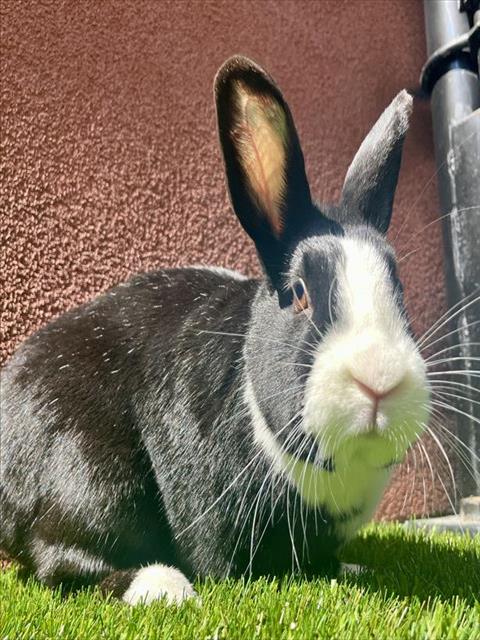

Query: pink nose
353,377,403,402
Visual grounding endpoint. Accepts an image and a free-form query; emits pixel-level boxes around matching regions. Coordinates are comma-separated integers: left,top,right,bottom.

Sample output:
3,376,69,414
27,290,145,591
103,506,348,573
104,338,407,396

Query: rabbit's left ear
215,56,314,290
341,90,413,234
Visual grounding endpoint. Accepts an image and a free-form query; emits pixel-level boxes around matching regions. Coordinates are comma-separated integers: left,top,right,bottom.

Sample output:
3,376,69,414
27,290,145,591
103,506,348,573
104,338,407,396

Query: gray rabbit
0,56,430,604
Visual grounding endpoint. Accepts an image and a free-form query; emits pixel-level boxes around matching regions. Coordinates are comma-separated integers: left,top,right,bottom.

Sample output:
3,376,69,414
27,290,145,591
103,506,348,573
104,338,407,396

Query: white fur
190,265,248,281
122,564,196,605
248,237,430,540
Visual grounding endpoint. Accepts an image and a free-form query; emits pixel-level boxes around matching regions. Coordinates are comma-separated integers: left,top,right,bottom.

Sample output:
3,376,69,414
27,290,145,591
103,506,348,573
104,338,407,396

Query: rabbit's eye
292,278,309,314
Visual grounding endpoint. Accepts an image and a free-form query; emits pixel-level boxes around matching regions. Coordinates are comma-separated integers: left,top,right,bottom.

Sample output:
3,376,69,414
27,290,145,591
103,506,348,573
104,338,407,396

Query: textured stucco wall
1,0,452,519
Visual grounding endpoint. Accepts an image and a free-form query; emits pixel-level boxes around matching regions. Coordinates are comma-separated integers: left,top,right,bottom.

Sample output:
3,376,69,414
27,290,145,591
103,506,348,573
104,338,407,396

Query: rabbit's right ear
340,90,413,233
215,56,314,291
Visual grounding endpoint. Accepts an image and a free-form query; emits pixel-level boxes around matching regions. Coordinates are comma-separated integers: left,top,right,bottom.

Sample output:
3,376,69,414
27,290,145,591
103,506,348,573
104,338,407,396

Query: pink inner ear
232,84,287,237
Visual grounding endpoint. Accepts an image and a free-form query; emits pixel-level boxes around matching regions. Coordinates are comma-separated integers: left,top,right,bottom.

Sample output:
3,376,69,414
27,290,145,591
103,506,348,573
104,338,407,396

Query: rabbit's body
0,268,342,587
0,57,431,604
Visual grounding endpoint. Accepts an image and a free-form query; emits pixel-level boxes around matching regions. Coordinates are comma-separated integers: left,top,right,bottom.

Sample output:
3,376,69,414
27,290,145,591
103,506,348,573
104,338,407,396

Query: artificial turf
1,524,478,640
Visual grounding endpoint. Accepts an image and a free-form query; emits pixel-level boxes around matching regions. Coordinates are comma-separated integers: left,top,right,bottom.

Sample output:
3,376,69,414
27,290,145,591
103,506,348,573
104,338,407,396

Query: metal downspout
422,0,480,501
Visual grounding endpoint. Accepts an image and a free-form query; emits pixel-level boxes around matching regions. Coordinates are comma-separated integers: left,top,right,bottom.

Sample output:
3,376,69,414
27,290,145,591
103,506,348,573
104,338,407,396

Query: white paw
122,564,196,605
339,562,366,577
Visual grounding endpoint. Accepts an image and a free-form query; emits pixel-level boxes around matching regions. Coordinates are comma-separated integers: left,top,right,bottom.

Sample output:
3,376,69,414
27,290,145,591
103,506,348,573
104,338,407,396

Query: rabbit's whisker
427,370,480,378
428,405,480,464
413,439,428,515
228,410,305,575
421,422,458,516
429,417,479,484
428,379,480,397
427,356,480,368
198,329,318,360
416,290,480,349
396,204,480,252
431,388,480,408
424,342,480,362
175,408,301,539
430,418,479,484
420,319,480,357
248,425,310,574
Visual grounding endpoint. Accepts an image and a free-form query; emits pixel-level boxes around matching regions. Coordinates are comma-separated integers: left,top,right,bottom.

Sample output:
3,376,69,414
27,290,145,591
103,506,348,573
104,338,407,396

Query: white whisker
417,291,480,350
421,319,480,357
427,356,480,368
423,422,458,512
424,342,480,363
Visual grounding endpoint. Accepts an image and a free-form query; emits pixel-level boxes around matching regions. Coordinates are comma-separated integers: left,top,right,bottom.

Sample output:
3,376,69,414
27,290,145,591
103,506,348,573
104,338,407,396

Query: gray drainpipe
406,0,480,533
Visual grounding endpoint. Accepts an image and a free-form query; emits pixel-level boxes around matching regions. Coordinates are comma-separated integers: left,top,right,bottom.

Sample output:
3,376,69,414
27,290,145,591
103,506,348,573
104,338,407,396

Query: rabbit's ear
341,90,413,234
215,56,313,289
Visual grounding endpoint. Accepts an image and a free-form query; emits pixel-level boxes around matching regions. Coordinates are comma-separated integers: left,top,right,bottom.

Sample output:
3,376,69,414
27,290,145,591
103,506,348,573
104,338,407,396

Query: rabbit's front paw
122,564,196,605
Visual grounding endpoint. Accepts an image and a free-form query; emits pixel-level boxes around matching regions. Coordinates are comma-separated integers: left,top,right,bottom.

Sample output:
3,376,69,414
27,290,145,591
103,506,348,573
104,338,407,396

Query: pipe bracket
420,22,479,96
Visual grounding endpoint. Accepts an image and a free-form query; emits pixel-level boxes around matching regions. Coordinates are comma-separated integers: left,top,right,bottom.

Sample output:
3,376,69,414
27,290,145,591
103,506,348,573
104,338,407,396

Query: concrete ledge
404,516,480,535
404,496,480,536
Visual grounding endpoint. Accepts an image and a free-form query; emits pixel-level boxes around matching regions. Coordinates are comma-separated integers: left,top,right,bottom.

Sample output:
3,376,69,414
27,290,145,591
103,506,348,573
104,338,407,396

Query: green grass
1,524,479,640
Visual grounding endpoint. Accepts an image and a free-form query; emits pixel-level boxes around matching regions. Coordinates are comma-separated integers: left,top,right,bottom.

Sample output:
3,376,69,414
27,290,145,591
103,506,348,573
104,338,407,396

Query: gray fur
341,90,413,232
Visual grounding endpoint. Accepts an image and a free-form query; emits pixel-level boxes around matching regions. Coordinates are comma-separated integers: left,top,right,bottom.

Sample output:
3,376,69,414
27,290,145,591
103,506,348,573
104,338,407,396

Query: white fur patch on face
303,237,429,451
122,564,196,606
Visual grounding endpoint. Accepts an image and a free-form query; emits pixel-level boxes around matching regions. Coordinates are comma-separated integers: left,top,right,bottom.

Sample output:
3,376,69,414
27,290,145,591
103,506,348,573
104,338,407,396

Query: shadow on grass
12,565,99,599
338,526,480,605
3,526,479,607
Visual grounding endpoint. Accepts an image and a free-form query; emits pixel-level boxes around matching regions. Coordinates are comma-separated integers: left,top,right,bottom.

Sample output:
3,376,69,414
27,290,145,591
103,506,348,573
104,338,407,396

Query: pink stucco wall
1,0,453,518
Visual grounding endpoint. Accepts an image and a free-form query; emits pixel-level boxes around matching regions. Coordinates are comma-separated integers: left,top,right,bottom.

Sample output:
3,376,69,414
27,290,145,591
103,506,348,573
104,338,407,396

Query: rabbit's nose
351,377,405,402
344,330,409,393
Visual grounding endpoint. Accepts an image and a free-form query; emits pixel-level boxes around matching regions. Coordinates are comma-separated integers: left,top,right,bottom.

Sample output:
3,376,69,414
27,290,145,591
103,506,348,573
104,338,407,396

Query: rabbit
0,56,431,605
